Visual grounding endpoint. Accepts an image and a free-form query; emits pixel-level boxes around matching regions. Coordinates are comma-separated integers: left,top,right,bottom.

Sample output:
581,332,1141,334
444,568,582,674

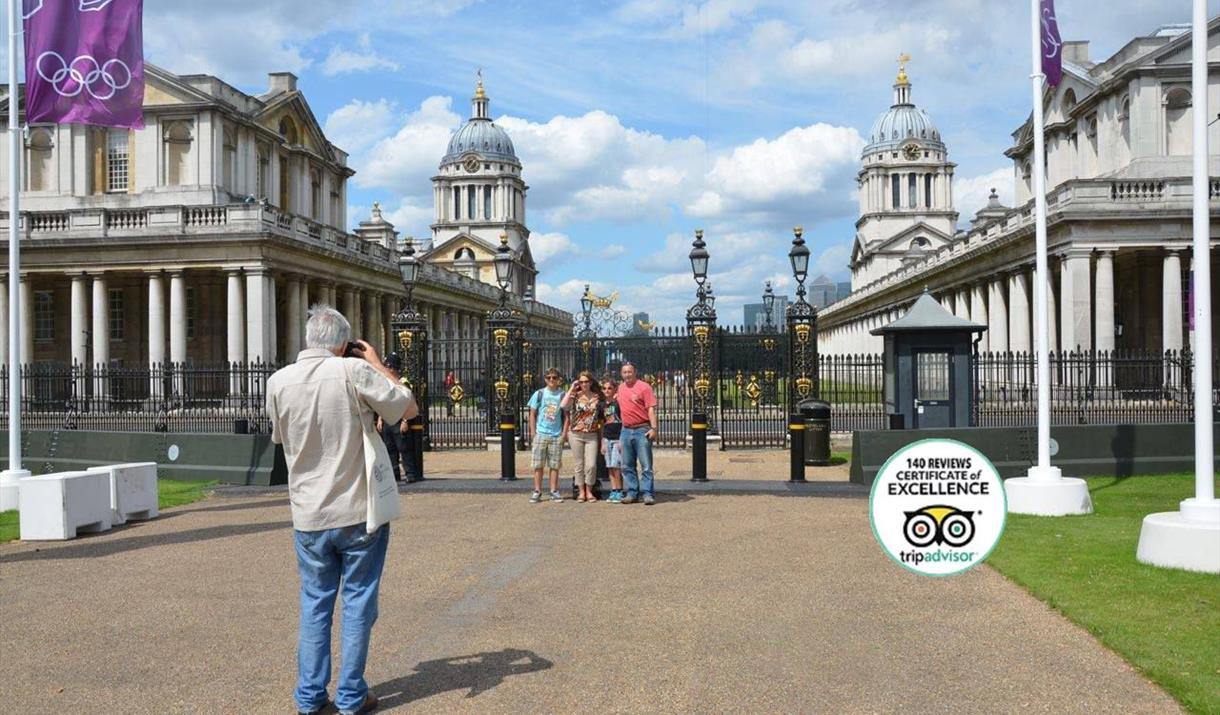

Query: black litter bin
798,399,831,466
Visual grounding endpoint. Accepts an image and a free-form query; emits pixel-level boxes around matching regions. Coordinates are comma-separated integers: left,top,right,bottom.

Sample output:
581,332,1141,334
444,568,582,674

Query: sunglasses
578,380,590,384
545,375,561,381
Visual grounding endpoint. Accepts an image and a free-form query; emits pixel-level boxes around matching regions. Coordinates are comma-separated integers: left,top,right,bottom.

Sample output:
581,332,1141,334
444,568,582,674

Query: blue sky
135,0,1219,324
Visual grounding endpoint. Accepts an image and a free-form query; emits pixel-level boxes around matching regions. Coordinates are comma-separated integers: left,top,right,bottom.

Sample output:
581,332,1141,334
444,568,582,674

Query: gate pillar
686,230,716,483
392,240,429,481
488,300,524,481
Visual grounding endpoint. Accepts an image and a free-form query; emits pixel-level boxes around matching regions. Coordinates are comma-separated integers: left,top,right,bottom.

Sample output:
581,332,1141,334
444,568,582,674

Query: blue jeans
294,523,390,713
620,426,654,498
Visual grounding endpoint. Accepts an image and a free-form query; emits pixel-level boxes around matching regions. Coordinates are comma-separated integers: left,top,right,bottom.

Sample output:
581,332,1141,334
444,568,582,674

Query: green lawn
0,478,215,543
988,474,1220,714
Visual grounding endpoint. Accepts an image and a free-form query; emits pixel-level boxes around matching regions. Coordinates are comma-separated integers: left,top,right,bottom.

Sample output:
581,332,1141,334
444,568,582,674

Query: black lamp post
686,229,715,483
488,233,522,480
786,226,818,482
392,239,428,481
762,281,775,333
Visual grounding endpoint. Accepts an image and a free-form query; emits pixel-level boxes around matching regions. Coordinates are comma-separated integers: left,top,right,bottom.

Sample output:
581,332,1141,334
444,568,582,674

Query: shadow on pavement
0,520,291,563
374,648,553,708
166,497,289,516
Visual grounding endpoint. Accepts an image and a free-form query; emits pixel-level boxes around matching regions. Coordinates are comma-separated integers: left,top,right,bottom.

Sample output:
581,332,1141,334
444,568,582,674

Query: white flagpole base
0,468,31,511
1005,468,1093,516
1136,498,1220,574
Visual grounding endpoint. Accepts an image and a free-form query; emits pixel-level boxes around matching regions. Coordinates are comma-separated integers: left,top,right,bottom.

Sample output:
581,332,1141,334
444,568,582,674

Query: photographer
375,353,411,483
266,305,416,715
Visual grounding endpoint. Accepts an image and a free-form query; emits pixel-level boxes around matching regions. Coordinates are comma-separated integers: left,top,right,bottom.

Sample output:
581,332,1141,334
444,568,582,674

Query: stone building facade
821,19,1220,361
0,65,570,371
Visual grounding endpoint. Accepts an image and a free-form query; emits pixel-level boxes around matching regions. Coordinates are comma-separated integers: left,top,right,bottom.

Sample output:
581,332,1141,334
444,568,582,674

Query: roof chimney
1062,41,1089,66
268,72,298,94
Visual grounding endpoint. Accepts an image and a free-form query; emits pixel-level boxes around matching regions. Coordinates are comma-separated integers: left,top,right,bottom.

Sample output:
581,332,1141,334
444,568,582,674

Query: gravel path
0,492,1180,714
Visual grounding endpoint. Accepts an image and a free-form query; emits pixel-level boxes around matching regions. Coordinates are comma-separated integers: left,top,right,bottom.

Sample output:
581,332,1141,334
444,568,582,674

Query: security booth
872,292,986,430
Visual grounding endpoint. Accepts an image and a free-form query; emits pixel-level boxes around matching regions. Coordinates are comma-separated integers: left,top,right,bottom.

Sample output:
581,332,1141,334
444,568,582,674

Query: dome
861,67,945,157
864,104,943,155
442,118,518,165
441,77,519,166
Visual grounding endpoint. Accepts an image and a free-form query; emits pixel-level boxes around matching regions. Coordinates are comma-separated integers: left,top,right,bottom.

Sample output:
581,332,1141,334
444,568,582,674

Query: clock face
903,144,921,161
462,155,481,173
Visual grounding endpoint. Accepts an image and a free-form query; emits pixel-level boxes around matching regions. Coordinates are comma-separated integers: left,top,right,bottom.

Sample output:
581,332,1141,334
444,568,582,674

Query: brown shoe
341,693,378,715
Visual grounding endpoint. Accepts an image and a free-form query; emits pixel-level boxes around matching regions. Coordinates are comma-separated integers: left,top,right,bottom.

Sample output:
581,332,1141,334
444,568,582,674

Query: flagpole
1005,0,1091,516
1135,0,1219,573
0,0,27,511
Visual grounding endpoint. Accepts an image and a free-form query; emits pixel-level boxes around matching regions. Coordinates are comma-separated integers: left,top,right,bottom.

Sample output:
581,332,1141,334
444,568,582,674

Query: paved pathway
0,492,1180,714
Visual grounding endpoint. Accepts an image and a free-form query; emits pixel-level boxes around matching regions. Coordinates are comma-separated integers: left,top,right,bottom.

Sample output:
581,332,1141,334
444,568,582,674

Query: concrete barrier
0,431,286,486
19,470,113,540
87,462,159,525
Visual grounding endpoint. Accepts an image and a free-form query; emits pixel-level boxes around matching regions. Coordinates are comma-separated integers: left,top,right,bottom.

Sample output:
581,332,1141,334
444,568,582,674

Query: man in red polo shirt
616,362,658,504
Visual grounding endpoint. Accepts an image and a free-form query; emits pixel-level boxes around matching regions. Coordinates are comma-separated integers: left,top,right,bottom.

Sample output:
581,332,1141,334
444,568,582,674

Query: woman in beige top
561,370,603,502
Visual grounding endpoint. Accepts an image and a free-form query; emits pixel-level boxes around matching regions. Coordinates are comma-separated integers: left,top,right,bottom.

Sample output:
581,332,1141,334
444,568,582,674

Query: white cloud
321,46,401,77
353,96,461,191
703,123,865,207
324,99,398,155
530,231,582,270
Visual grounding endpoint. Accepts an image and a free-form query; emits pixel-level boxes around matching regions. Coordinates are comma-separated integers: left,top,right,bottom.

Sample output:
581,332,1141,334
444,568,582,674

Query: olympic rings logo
35,51,132,101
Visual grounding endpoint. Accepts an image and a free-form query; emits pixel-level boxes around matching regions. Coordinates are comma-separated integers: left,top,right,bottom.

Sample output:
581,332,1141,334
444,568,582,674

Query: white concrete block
87,462,159,525
19,471,113,541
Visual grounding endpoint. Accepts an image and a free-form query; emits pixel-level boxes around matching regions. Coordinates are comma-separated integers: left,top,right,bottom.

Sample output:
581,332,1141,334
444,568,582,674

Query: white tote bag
341,360,403,533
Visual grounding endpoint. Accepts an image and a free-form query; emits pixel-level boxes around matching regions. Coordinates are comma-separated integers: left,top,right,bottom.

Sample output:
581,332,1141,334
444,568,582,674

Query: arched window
222,122,237,191
1062,88,1077,117
163,121,193,186
27,128,53,191
454,247,475,260
909,237,930,250
1119,95,1131,150
278,117,298,145
309,168,321,220
1165,87,1192,156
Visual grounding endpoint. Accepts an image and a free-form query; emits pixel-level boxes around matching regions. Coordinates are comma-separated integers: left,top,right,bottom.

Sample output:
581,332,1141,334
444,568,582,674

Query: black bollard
691,412,709,482
789,413,806,482
499,414,517,481
410,416,425,481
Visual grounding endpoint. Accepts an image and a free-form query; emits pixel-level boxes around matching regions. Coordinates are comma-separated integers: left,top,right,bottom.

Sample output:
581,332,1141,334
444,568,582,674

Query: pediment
1149,17,1220,66
427,233,498,262
256,92,334,160
869,222,955,254
143,66,216,107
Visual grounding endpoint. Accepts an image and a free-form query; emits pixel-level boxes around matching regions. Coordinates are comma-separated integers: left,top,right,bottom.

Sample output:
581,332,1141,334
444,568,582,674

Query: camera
343,341,363,358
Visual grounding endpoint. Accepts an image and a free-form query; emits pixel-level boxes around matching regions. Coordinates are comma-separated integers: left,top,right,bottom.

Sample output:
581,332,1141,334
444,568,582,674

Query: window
891,174,900,208
163,121,192,186
108,288,124,341
467,185,475,219
330,191,340,227
309,168,321,220
186,287,196,340
278,157,290,210
27,128,53,191
256,144,270,199
452,186,460,218
106,129,129,192
34,291,53,341
924,173,933,208
278,117,298,145
1119,95,1131,149
222,123,237,190
907,173,917,208
483,185,491,219
1165,88,1192,156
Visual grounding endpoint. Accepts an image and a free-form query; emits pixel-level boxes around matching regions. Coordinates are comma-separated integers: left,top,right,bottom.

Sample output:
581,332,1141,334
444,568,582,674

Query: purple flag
1040,0,1063,87
23,0,145,128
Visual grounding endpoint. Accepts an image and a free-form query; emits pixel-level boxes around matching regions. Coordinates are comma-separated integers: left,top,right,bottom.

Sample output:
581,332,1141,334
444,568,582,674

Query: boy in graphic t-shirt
527,367,568,503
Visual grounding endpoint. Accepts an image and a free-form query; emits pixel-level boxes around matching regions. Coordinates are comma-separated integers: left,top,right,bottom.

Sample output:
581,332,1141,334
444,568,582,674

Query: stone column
1060,251,1093,351
285,275,302,359
20,276,33,366
988,275,1009,353
91,274,108,367
343,288,357,327
72,274,89,366
1045,264,1059,355
970,281,989,353
1162,249,1183,352
226,270,245,364
266,273,278,364
1095,250,1116,352
298,279,309,350
246,270,268,363
366,293,381,353
169,271,187,365
1008,269,1032,353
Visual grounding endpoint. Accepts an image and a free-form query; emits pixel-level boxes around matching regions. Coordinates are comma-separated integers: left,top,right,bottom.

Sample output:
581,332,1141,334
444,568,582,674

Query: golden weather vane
896,53,911,84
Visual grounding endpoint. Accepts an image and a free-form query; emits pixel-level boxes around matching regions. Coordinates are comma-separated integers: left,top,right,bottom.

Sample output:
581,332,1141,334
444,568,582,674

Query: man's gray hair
305,304,351,350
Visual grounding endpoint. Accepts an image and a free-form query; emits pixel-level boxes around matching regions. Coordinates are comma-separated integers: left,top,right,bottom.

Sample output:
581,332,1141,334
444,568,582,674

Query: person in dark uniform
376,353,411,482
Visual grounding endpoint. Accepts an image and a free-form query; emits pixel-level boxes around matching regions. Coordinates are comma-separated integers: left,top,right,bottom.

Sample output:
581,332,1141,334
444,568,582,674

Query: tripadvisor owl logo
870,439,1006,576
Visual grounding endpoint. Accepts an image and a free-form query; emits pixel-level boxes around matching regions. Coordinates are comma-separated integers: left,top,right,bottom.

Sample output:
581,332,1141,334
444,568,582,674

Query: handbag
340,359,403,533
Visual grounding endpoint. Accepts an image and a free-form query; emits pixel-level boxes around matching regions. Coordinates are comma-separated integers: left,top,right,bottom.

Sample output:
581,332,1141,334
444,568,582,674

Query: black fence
0,349,1209,445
